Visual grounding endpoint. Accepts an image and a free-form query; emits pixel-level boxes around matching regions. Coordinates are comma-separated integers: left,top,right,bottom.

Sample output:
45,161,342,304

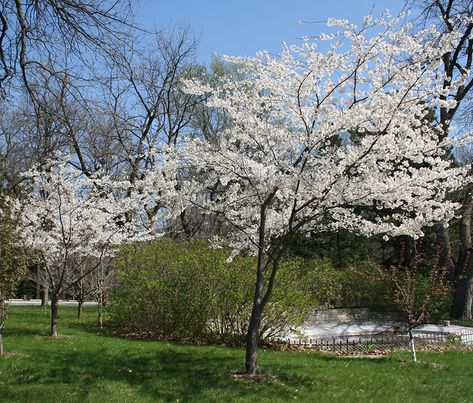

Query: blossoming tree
19,157,141,337
169,15,471,374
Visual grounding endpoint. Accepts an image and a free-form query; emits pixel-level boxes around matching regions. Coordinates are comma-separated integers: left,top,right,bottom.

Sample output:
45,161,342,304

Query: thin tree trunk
77,300,83,319
41,285,49,306
97,297,104,329
408,327,417,362
77,277,84,319
245,256,283,375
35,267,41,300
0,331,3,355
244,194,286,375
50,294,59,337
245,253,284,375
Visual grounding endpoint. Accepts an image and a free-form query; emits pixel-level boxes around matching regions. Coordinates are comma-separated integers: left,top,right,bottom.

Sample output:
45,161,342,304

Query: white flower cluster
170,16,471,255
18,158,143,269
14,15,472,263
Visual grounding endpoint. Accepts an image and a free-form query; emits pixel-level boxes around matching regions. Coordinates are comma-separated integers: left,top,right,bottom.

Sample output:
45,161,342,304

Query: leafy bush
291,258,392,311
108,238,313,342
339,263,394,311
290,258,344,308
110,238,442,343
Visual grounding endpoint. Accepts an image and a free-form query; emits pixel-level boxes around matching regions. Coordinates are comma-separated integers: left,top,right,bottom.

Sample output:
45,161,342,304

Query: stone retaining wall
306,308,403,324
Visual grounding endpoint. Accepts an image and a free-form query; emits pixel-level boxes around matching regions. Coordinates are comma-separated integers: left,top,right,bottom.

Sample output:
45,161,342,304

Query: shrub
291,258,392,311
108,238,313,342
340,263,394,311
290,258,344,308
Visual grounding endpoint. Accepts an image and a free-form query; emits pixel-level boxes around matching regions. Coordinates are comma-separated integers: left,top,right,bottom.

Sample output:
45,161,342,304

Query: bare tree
97,26,202,225
0,0,136,192
0,0,133,100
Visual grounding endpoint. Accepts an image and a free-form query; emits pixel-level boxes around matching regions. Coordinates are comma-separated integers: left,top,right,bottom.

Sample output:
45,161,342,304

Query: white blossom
149,16,472,256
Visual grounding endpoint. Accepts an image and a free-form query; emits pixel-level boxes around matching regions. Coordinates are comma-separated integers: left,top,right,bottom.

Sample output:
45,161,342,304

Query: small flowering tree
373,264,450,362
168,14,471,374
19,157,139,337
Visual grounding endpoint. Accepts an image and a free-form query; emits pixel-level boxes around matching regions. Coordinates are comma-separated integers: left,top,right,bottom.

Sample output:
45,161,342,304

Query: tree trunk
50,294,59,337
245,253,282,374
408,327,417,362
97,294,104,329
245,250,267,375
77,300,83,319
435,223,455,281
452,269,473,319
41,285,49,306
452,248,473,319
35,267,41,299
401,236,417,269
245,302,264,374
77,277,85,319
0,331,3,355
452,191,473,319
245,255,283,375
244,199,285,375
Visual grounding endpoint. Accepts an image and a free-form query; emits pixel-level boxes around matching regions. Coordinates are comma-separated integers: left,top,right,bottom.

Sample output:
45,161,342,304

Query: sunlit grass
1,306,472,402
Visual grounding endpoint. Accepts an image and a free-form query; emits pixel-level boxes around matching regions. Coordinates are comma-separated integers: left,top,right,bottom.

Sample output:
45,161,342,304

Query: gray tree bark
452,190,473,319
50,294,59,337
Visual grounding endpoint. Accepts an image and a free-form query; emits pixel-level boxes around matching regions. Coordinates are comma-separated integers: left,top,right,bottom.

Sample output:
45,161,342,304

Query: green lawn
1,306,472,402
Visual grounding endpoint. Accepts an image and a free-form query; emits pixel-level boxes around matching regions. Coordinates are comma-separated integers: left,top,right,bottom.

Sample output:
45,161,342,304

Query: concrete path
8,299,97,306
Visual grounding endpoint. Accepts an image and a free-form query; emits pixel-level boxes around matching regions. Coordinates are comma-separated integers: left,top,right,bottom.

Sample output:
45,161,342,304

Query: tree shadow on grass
4,308,398,401
59,322,396,398
7,346,303,402
4,327,50,337
314,352,393,364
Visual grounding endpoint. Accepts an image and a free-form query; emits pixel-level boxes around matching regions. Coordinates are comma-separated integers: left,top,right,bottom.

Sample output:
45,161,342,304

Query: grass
1,307,473,402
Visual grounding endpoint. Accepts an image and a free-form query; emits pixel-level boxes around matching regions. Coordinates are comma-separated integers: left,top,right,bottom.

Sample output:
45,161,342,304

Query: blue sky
136,1,406,63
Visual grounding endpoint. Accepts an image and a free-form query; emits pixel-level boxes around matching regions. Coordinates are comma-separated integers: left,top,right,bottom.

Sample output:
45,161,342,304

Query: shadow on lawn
3,308,370,401
28,346,305,401
315,352,392,364
61,322,393,399
4,327,50,337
